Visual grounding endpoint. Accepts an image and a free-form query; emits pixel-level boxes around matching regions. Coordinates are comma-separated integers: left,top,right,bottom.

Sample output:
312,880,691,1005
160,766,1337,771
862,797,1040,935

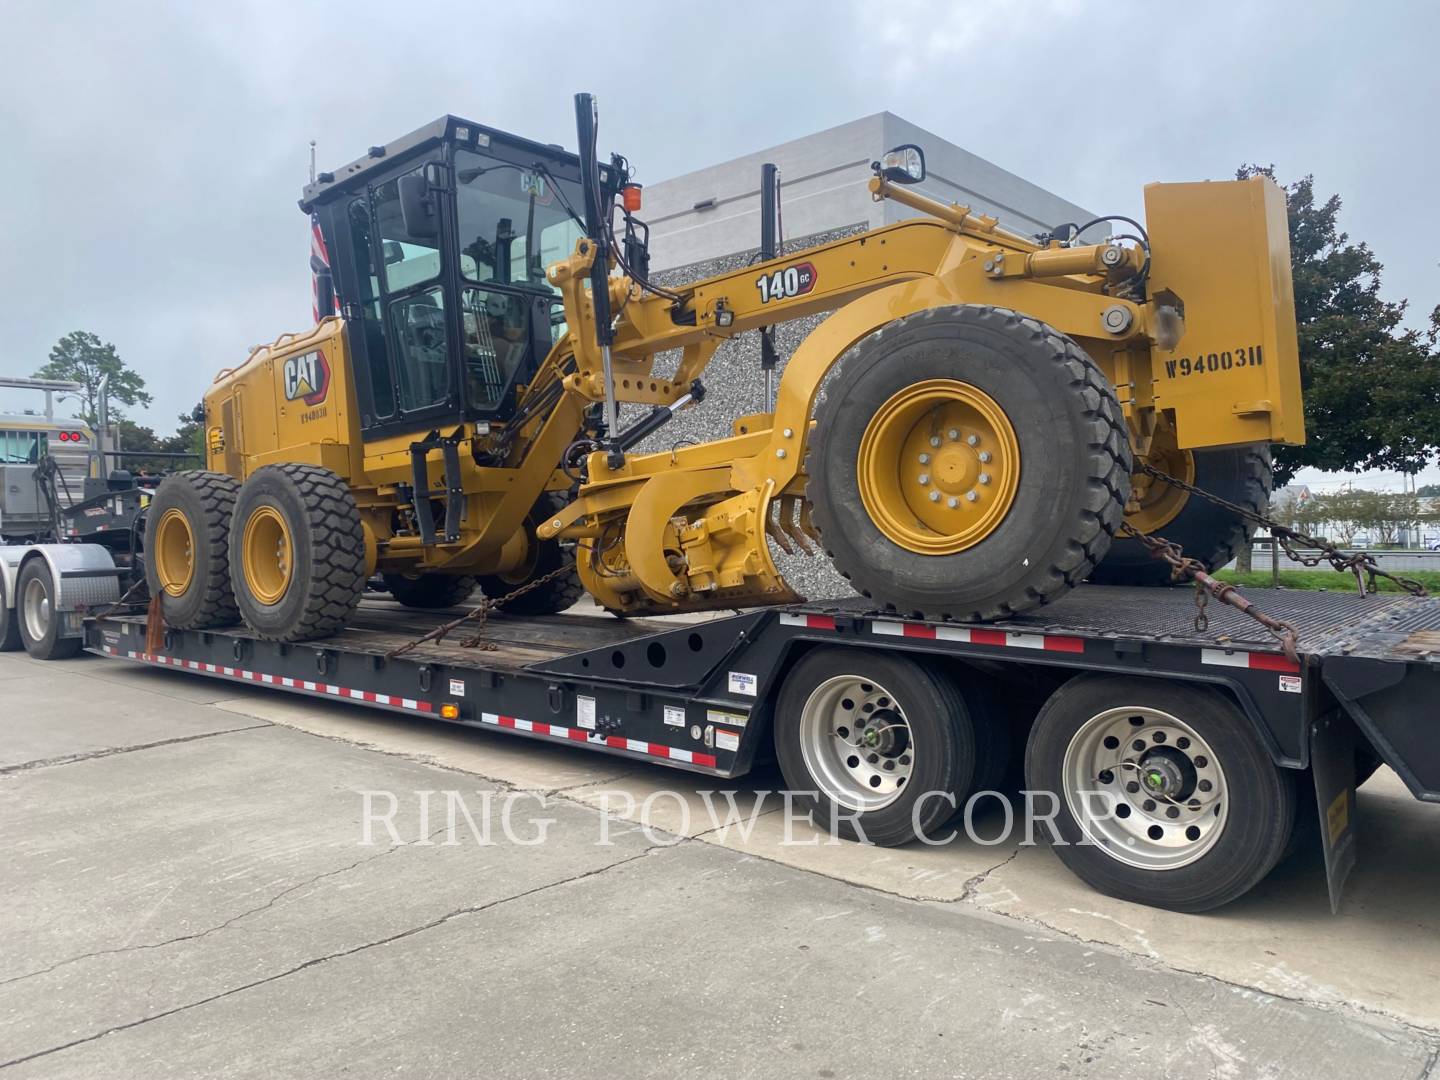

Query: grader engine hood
1142,176,1305,450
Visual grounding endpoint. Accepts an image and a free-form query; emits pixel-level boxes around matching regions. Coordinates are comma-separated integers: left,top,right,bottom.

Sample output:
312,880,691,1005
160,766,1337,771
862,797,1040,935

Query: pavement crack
0,825,451,988
0,724,273,775
0,845,663,1071
957,845,1022,903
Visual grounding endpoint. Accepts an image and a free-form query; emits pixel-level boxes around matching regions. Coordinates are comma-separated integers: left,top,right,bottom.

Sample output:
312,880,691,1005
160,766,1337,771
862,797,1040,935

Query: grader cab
145,94,1304,642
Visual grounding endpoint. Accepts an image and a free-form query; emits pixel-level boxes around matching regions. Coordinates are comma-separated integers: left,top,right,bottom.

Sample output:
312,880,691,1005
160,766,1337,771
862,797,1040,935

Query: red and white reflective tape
870,619,1085,654
99,646,433,713
1200,648,1301,675
779,612,837,631
480,711,718,770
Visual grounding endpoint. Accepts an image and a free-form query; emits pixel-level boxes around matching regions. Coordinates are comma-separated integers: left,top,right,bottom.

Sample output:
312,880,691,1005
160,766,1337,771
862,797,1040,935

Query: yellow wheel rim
241,505,294,606
154,508,195,597
857,379,1021,555
1127,421,1194,534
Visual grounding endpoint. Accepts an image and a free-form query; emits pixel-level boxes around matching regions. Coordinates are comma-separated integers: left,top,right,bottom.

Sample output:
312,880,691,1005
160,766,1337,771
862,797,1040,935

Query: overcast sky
2,0,1436,488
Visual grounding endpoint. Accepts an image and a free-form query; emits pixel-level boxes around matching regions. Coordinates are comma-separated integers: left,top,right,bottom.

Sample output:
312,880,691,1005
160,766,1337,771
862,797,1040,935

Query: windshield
454,148,585,294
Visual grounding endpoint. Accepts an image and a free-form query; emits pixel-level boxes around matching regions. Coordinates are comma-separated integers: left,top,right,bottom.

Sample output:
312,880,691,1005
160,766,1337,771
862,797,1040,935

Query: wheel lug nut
947,428,960,441
966,491,978,502
978,473,990,485
967,434,979,446
918,453,931,465
929,436,941,448
978,451,992,463
867,753,879,764
928,490,940,502
947,497,959,509
918,473,930,485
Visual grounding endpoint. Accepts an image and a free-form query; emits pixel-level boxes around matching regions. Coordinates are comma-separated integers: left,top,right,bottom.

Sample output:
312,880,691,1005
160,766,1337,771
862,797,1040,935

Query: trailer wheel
1090,443,1272,585
774,648,984,845
144,470,241,629
230,464,366,641
15,559,81,661
808,305,1131,621
382,573,477,609
475,497,583,615
1025,675,1294,911
0,574,22,652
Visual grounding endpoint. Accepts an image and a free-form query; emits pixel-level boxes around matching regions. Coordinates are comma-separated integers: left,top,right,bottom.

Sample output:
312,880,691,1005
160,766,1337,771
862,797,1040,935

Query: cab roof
298,114,582,213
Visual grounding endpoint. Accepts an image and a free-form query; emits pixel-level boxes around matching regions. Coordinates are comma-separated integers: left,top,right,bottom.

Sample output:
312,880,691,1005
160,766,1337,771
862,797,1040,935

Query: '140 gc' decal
1164,344,1263,379
755,261,817,303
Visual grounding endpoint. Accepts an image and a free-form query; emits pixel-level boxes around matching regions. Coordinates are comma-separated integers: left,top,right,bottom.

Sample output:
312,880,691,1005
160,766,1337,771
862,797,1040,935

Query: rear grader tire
383,573,477,609
229,464,366,642
808,305,1131,621
143,470,241,629
474,496,583,615
1089,444,1273,586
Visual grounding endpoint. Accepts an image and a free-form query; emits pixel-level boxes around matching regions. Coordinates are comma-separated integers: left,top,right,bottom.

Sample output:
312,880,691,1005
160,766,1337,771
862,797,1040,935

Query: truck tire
382,573,477,609
143,470,241,629
808,305,1131,621
0,574,22,652
15,559,82,660
475,497,583,615
1090,445,1272,585
230,464,366,641
1024,674,1294,911
773,647,987,846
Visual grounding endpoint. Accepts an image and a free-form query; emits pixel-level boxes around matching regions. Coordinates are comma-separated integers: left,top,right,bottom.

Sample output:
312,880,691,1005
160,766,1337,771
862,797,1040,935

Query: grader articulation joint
144,93,1304,642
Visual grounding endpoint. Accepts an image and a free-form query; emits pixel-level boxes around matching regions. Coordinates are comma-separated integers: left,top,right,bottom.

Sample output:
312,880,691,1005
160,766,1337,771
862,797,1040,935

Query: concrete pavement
2,647,1437,1078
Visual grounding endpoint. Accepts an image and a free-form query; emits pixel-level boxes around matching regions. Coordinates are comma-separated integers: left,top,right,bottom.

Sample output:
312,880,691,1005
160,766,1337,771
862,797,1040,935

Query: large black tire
1025,674,1294,912
774,648,988,846
15,559,82,661
1090,444,1272,585
382,573,477,609
0,572,23,652
143,470,241,629
230,464,366,641
808,305,1131,621
474,496,583,615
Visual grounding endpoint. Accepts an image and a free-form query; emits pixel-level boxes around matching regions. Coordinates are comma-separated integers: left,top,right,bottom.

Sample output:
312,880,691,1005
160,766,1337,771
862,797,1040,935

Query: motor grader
144,94,1303,642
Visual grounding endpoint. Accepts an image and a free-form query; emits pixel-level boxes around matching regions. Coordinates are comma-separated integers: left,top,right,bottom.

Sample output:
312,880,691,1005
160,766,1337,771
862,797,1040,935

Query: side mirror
877,144,926,185
381,240,405,266
397,172,438,240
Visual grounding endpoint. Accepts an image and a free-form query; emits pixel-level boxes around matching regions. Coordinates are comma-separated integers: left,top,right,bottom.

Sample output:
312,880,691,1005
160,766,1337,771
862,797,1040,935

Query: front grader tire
808,305,1132,621
474,496,583,615
382,573,477,609
143,470,241,630
229,464,366,642
1089,445,1273,586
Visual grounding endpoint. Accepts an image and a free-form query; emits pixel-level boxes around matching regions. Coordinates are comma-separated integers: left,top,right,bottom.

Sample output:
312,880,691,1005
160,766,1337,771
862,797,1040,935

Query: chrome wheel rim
798,675,915,811
22,574,50,643
1062,706,1228,871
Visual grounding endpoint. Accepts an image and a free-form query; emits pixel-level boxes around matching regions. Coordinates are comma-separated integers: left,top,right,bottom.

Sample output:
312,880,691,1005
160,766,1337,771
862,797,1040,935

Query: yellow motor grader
145,94,1303,641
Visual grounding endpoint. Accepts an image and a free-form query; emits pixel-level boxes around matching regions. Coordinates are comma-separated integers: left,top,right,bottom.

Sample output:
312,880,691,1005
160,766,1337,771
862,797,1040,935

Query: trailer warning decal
869,619,1084,654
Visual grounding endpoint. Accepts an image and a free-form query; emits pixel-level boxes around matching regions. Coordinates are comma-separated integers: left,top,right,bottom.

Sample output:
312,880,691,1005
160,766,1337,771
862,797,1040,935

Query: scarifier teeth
798,498,821,545
779,495,816,555
766,509,795,555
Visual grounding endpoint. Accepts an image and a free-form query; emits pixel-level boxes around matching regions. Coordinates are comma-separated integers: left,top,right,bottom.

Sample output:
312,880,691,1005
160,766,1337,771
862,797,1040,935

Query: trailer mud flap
1309,711,1357,913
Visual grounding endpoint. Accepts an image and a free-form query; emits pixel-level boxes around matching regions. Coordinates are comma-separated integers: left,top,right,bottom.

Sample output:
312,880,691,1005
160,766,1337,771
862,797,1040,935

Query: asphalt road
2,647,1437,1078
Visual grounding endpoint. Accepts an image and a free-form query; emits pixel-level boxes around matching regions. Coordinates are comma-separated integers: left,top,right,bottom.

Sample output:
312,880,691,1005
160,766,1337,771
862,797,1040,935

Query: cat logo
282,350,330,406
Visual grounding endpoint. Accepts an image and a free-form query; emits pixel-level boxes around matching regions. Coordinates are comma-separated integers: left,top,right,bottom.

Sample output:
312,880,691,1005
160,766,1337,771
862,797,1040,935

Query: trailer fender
15,544,121,628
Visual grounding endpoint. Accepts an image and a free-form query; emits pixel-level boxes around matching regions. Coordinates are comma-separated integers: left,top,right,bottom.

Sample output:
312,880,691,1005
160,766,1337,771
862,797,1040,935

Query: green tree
1238,167,1440,486
117,413,203,473
1419,483,1440,498
33,331,152,425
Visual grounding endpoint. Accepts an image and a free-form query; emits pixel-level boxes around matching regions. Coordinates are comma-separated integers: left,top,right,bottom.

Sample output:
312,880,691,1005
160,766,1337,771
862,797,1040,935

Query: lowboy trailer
2,556,1424,913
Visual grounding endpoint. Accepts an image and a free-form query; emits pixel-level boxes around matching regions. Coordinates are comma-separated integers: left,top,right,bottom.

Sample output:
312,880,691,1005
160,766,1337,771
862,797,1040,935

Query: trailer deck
88,584,1440,791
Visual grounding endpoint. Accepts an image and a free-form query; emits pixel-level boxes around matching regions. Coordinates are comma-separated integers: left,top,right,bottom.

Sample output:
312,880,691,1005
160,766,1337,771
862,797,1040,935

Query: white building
643,112,1104,272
